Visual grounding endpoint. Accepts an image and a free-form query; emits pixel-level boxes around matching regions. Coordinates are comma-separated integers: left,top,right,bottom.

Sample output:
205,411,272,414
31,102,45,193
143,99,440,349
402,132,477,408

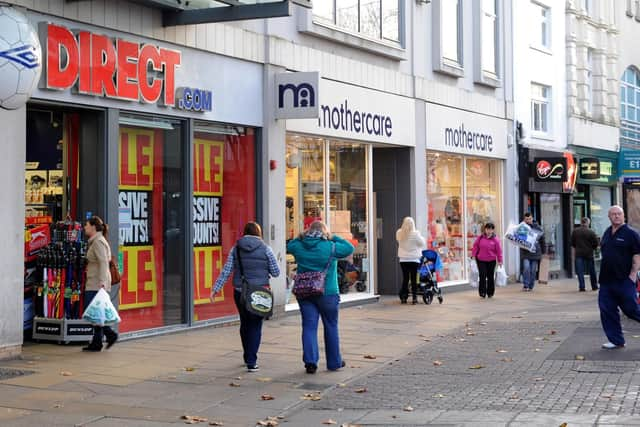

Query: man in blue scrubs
598,205,640,349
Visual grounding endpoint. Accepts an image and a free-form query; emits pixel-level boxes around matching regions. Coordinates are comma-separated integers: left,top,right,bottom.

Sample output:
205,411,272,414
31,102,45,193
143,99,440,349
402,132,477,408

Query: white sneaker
602,342,624,349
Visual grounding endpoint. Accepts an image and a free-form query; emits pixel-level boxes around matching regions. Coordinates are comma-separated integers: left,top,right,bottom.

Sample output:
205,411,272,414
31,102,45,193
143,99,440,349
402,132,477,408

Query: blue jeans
599,278,640,346
575,256,598,290
233,290,263,367
522,259,539,289
298,294,342,370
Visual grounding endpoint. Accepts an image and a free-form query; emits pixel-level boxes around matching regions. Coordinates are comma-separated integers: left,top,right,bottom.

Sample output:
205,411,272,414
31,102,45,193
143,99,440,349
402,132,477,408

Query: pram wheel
438,295,443,304
423,291,433,305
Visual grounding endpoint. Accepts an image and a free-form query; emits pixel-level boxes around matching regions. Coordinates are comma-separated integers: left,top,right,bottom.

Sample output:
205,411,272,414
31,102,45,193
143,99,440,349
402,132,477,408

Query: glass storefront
285,134,371,305
117,114,186,332
192,123,256,322
589,186,611,239
426,152,502,283
540,193,563,272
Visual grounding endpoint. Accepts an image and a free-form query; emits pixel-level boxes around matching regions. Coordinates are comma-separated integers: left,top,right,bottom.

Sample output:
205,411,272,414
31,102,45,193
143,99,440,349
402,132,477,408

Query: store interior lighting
119,116,175,130
194,123,245,136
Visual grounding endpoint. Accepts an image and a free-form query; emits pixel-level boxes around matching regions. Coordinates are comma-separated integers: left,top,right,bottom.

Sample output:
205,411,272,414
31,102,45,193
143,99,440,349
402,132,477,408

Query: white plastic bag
468,259,479,288
495,265,508,287
82,288,121,326
504,222,542,253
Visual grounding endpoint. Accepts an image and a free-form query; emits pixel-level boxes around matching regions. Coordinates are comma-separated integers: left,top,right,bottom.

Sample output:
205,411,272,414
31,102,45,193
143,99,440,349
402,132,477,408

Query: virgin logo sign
533,157,566,182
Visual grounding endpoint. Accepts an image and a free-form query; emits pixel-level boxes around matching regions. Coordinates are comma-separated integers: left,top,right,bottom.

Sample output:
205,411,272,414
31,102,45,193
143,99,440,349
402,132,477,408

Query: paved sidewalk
0,279,638,426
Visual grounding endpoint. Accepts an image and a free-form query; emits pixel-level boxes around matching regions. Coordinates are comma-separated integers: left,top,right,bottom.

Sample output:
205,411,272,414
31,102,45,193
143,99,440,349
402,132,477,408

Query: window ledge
530,131,555,141
434,60,464,78
475,71,501,88
529,45,553,56
298,15,407,61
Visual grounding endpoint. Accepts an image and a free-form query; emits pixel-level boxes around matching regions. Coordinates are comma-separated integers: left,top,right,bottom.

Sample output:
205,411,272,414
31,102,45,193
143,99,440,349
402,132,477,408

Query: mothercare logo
275,71,319,119
444,123,493,153
318,99,393,137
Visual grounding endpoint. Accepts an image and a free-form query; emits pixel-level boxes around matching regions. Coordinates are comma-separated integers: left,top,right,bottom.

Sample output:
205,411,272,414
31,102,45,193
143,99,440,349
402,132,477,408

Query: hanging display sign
579,158,600,180
40,23,211,111
193,139,224,306
563,152,577,193
533,157,566,182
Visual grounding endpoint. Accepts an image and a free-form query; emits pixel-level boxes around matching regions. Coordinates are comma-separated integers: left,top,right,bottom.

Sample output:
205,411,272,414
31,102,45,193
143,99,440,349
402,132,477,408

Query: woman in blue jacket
287,221,355,374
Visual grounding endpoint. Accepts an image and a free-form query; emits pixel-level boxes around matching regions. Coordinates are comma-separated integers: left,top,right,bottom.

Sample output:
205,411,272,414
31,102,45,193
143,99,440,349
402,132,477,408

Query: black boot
83,326,103,351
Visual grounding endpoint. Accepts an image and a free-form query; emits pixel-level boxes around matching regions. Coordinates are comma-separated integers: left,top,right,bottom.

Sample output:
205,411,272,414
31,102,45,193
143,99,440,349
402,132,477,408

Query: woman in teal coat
287,221,354,373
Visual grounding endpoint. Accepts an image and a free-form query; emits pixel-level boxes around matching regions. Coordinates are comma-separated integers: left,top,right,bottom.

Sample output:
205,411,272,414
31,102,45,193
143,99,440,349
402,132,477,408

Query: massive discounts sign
193,138,224,307
118,127,164,331
41,23,180,105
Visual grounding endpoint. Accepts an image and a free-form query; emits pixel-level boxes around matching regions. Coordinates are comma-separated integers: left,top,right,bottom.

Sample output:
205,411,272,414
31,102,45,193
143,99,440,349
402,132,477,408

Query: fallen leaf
256,377,272,382
350,365,362,368
422,338,431,342
340,424,362,427
575,355,585,361
60,371,73,376
458,338,467,342
182,415,208,423
337,383,347,388
363,355,377,360
355,387,367,393
509,394,519,400
403,405,414,412
229,382,241,387
209,422,224,426
496,349,508,353
184,367,195,372
549,330,557,335
418,333,427,337
534,348,541,352
534,337,543,341
167,376,177,380
433,360,443,366
533,377,544,381
52,403,63,408
466,332,476,336
432,393,445,398
235,376,243,380
322,420,337,425
559,423,567,427
512,315,523,319
260,394,275,401
479,322,487,326
633,335,640,339
501,357,513,362
469,365,485,370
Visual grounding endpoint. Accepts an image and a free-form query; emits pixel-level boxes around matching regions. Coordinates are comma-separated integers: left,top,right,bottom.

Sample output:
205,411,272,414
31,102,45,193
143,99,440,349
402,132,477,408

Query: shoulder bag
109,256,121,285
236,247,274,318
292,242,335,299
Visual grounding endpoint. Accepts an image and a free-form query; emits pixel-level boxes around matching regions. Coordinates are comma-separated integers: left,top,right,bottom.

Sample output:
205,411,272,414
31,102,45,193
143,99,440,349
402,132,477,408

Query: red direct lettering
138,45,163,103
159,48,181,106
77,31,91,94
91,33,117,97
116,39,139,101
46,24,78,90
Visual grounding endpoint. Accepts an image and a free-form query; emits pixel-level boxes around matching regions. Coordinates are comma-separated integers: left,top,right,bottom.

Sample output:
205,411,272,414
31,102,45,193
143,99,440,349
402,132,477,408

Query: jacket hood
300,236,324,249
236,235,264,252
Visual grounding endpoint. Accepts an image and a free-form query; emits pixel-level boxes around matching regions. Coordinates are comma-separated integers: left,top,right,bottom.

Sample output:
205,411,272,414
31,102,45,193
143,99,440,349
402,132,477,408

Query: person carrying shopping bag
471,222,503,298
82,216,118,352
210,222,280,372
287,221,354,374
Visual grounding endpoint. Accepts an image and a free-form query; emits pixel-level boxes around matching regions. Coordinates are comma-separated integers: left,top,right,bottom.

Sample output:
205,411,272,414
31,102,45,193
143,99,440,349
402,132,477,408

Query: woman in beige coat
83,216,118,352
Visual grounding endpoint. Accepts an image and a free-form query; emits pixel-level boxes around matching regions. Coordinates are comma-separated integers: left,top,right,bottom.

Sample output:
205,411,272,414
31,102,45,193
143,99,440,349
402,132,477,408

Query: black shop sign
579,158,600,180
533,157,567,182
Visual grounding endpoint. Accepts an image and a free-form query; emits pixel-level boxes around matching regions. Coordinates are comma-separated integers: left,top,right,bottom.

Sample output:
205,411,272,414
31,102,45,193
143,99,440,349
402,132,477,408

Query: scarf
305,230,326,239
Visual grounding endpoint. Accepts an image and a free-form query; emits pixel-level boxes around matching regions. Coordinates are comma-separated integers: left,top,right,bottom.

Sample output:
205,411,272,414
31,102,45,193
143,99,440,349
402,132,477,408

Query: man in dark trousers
598,205,640,349
520,212,545,291
571,217,599,292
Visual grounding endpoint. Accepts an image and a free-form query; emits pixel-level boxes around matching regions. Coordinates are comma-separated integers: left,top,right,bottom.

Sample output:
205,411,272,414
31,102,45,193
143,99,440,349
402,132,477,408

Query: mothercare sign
285,78,415,147
425,103,508,159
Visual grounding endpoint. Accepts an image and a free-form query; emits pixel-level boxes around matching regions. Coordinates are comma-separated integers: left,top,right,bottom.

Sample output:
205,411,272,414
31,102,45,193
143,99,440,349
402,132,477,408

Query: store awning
66,0,311,26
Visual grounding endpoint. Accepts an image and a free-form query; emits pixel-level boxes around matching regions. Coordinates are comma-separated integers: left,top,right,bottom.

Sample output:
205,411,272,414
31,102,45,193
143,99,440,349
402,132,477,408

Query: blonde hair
397,217,416,241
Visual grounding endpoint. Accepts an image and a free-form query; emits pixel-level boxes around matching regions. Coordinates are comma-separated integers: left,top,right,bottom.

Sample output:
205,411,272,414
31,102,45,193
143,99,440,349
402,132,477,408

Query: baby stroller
418,249,443,305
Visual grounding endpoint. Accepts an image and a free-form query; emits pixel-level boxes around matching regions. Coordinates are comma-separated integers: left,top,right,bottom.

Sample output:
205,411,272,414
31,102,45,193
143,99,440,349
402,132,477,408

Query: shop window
540,193,563,272
192,123,256,322
117,114,185,332
285,134,370,305
531,83,551,133
432,0,463,76
427,153,503,284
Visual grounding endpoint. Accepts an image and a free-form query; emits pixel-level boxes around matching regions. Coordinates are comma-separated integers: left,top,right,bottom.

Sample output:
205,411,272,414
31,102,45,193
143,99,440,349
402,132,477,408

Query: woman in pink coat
471,222,503,299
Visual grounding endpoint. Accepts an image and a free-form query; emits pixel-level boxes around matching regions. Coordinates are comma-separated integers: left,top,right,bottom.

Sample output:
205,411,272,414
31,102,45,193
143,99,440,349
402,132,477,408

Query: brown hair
87,216,109,239
243,221,262,238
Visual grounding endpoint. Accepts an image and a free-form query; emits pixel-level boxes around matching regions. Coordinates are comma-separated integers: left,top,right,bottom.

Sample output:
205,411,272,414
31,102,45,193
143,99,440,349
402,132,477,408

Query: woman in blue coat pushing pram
418,249,444,305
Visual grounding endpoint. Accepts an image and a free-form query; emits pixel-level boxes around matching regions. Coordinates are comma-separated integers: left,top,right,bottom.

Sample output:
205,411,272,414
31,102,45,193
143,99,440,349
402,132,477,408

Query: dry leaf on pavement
209,422,224,426
301,393,322,401
261,394,275,401
433,360,443,366
184,367,195,372
432,393,445,398
534,348,541,352
479,322,487,326
229,382,241,387
501,357,513,362
350,365,362,368
549,330,557,335
469,365,485,370
559,423,567,427
322,420,337,425
363,354,377,359
60,371,73,376
340,424,362,427
256,377,272,382
355,387,367,393
337,383,347,388
403,405,414,412
575,355,585,360
496,349,508,353
512,315,523,319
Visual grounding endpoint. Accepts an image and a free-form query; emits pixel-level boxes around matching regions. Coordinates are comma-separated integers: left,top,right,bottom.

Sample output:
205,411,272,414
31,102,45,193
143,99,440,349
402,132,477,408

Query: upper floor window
441,0,462,65
481,0,497,75
621,67,640,145
586,49,593,114
531,2,551,49
584,0,592,16
531,83,551,133
313,0,400,42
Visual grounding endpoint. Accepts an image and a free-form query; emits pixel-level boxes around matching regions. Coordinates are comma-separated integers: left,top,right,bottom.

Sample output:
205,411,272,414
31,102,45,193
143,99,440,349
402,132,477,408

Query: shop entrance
372,147,412,296
24,105,105,337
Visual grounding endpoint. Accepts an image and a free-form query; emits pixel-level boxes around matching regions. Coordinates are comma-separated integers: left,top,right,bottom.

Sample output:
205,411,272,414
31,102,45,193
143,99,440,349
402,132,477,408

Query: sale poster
118,127,164,332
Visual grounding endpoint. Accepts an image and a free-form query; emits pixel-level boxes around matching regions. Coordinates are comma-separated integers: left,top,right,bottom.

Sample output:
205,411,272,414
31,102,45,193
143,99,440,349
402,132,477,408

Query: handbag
236,247,274,318
109,256,121,285
292,242,335,299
